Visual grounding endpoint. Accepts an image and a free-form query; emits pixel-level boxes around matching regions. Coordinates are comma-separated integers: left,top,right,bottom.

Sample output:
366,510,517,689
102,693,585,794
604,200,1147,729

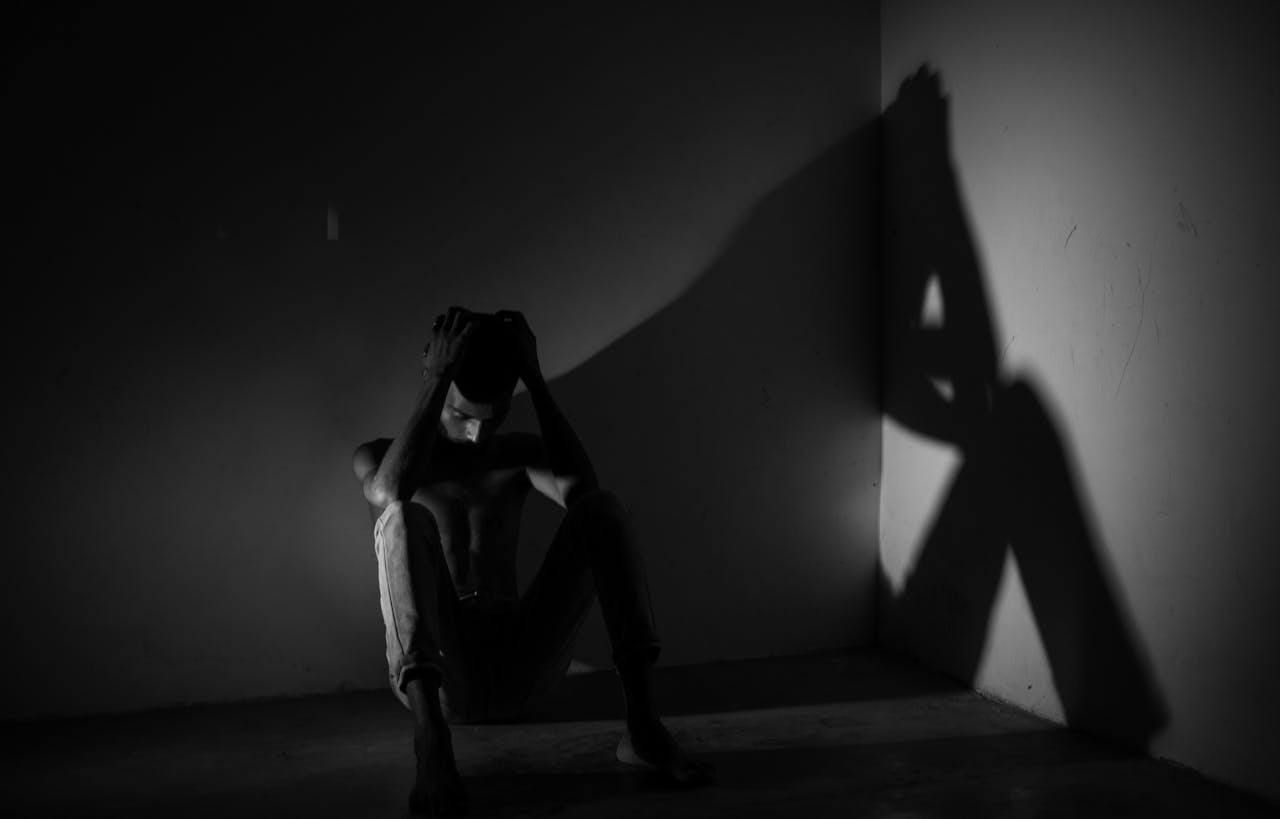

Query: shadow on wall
879,66,1169,750
508,123,882,668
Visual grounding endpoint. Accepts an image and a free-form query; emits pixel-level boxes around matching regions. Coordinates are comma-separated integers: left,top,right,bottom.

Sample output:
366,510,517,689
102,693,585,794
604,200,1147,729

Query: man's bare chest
412,466,527,546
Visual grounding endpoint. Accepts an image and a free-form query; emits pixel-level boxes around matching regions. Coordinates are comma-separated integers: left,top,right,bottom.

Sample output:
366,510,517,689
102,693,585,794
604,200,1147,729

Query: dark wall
3,3,880,717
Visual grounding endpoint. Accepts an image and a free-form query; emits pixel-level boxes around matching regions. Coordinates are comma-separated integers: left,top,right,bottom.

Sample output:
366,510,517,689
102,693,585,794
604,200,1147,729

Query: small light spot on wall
921,272,945,327
327,204,340,241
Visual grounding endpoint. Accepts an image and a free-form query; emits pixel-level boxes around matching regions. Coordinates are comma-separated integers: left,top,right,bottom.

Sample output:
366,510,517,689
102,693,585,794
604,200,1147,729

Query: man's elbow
362,475,395,508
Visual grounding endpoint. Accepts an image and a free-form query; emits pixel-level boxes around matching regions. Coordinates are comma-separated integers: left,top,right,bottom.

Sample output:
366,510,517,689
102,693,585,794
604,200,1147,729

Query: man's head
437,316,518,446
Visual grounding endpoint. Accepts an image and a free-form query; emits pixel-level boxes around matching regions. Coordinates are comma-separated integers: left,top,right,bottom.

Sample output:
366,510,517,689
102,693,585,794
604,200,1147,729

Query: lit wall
879,0,1280,800
2,3,881,718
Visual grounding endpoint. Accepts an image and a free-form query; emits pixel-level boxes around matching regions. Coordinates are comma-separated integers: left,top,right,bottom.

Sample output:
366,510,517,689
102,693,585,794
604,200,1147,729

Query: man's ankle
405,671,449,736
616,660,657,723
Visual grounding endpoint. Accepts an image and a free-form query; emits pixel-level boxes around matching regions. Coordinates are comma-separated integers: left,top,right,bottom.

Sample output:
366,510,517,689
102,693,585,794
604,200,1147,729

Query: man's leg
511,489,714,785
374,500,468,815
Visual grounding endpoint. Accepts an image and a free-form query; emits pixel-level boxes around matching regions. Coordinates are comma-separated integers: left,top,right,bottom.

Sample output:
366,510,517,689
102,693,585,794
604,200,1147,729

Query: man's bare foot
410,726,468,816
616,717,716,787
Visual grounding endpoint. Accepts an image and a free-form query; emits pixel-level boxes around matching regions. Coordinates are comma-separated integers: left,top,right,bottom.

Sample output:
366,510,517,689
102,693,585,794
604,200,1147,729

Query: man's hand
421,306,477,381
496,310,541,382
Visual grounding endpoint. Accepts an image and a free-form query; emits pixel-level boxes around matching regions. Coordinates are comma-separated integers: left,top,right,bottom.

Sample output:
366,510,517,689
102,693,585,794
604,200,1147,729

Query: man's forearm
369,371,451,502
525,372,598,493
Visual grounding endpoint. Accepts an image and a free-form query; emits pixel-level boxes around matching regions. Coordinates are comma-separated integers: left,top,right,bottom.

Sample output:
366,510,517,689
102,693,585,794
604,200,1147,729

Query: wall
2,3,880,719
878,0,1280,801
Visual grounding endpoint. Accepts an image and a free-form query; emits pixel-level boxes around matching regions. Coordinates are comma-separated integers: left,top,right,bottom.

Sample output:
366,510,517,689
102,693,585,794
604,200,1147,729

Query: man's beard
437,422,484,450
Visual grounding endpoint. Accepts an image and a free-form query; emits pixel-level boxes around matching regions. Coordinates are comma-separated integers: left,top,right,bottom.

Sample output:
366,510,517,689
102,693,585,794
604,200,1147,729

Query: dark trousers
373,489,660,722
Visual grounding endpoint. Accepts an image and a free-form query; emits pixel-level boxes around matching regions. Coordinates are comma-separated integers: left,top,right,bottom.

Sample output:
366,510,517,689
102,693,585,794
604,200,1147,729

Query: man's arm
498,311,598,508
358,307,476,508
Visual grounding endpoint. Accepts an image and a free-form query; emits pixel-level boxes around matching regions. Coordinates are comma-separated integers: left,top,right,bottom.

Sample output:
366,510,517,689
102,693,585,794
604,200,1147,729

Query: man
352,306,714,816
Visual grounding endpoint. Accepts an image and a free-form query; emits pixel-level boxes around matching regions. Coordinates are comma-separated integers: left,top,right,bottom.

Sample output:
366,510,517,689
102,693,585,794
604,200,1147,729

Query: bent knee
567,488,628,524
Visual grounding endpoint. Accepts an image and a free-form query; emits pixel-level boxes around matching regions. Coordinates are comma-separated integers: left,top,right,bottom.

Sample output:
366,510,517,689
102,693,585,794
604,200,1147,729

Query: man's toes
667,756,715,787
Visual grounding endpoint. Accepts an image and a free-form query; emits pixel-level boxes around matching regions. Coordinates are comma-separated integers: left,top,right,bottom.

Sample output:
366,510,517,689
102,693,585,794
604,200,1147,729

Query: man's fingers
444,306,479,335
458,314,483,351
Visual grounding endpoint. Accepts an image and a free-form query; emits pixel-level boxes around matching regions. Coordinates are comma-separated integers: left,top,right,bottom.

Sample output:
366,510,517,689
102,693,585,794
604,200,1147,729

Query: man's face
438,383,509,446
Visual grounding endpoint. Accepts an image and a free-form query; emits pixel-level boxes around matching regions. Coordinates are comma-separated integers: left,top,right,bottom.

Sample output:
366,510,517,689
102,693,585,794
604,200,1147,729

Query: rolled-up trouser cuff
394,650,447,689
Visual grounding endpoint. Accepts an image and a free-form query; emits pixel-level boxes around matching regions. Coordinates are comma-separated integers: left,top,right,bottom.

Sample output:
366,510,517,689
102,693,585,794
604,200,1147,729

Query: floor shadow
8,653,1263,819
519,650,960,723
879,66,1169,750
456,730,1113,817
45,730,1270,819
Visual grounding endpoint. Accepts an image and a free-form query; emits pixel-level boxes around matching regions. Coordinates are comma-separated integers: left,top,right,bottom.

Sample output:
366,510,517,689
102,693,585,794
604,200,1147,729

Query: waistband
457,588,518,614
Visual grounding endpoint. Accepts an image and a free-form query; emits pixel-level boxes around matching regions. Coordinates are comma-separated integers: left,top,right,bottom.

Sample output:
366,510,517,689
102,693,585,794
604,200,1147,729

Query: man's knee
569,488,627,520
565,489,633,543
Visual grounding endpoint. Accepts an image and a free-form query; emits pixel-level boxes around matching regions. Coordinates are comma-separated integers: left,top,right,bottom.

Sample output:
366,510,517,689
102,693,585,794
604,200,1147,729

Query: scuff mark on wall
1177,202,1200,237
1116,253,1152,398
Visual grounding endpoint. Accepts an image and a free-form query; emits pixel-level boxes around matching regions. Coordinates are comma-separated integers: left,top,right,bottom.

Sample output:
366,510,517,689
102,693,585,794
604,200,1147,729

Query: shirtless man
352,307,714,815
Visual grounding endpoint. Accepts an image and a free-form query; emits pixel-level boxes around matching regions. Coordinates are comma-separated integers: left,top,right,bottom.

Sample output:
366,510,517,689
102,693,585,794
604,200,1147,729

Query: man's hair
454,318,519,404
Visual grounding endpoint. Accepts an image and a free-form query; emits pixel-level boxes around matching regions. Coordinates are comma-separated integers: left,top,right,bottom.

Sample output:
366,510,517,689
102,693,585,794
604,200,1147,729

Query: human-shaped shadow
880,66,1169,750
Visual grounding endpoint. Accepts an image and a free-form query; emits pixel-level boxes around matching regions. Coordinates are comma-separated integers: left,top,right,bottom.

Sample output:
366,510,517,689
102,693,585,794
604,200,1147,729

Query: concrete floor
3,650,1274,818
